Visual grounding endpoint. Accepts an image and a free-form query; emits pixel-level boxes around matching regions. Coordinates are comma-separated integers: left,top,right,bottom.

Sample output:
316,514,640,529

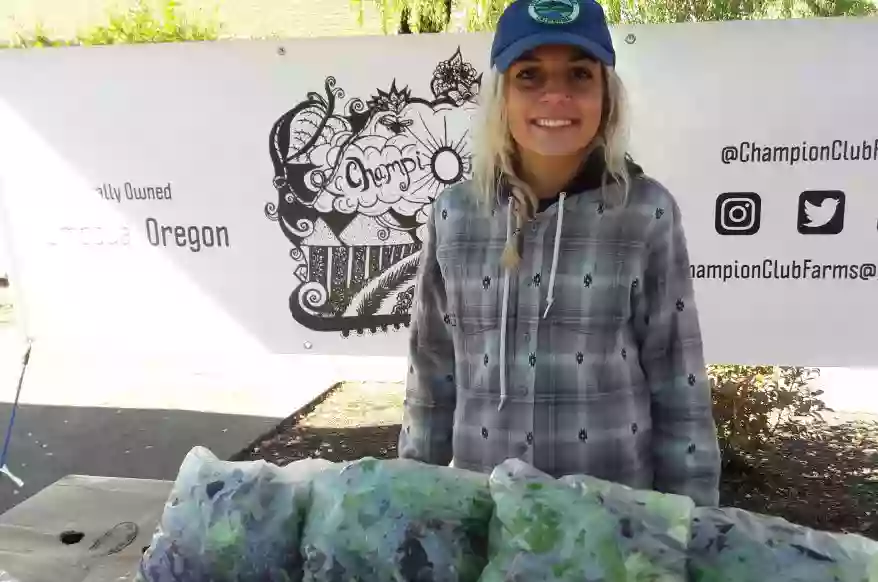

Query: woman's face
504,44,604,159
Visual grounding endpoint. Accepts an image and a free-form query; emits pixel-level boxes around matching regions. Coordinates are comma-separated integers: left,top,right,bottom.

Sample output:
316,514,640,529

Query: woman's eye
571,67,592,81
516,68,538,81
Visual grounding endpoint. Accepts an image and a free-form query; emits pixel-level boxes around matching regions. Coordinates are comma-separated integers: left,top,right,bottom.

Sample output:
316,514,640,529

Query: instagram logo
715,192,762,235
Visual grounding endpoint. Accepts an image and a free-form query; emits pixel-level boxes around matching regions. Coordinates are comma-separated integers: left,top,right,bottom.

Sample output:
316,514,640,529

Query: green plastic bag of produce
138,446,333,582
687,506,878,582
480,459,694,582
300,457,494,582
558,472,695,550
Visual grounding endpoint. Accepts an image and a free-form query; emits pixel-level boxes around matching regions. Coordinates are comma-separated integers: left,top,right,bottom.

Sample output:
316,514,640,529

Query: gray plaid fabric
398,174,721,507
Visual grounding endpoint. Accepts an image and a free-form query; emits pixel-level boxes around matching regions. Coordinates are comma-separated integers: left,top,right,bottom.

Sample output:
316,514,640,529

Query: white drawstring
498,192,567,411
499,202,513,412
543,192,567,319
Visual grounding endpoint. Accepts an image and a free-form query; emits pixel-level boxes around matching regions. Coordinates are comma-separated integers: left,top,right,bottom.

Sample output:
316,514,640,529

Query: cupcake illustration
266,48,481,337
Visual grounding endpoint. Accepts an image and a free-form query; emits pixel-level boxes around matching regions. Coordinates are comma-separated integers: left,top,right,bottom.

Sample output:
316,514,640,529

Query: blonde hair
469,64,632,267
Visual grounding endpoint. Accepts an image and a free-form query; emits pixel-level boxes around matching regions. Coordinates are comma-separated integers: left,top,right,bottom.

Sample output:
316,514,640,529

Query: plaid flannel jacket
398,168,721,507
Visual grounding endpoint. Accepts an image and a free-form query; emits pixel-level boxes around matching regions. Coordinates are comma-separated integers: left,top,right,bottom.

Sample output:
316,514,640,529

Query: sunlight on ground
300,382,405,429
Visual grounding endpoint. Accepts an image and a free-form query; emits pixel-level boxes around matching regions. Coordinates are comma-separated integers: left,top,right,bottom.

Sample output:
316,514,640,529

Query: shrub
5,0,220,49
79,0,220,45
708,364,828,463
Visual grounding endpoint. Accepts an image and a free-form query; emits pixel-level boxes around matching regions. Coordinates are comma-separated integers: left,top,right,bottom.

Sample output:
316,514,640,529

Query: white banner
0,17,876,366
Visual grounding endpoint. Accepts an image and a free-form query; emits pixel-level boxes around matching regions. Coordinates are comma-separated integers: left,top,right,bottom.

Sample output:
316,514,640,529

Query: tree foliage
4,0,220,48
352,0,876,32
351,0,453,33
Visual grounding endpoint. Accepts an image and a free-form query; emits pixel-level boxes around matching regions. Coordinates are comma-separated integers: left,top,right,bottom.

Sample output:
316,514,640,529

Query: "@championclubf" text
721,138,878,165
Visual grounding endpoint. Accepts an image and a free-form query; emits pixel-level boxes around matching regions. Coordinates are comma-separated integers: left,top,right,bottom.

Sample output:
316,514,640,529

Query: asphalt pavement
0,401,280,514
0,324,286,515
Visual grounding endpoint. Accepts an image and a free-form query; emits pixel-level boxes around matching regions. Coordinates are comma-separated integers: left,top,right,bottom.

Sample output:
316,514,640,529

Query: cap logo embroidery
528,0,580,24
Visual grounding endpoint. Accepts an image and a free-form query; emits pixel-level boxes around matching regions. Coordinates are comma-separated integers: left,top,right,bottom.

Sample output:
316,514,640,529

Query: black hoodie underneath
504,148,644,214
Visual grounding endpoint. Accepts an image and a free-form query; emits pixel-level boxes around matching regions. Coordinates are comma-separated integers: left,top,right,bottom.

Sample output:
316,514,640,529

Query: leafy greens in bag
300,457,493,582
480,459,693,582
138,446,332,582
688,506,878,582
558,473,695,551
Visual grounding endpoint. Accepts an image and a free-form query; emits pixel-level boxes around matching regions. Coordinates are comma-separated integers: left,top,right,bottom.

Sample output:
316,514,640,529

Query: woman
399,0,721,507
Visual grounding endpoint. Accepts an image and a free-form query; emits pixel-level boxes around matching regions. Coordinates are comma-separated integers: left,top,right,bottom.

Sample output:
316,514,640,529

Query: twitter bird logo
803,198,838,227
798,190,845,235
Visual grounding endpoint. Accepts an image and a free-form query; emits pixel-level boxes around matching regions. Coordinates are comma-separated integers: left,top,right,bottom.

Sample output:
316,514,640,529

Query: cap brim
492,31,614,72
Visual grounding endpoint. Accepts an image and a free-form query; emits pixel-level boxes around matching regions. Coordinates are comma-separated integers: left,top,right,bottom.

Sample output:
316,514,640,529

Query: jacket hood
495,147,645,205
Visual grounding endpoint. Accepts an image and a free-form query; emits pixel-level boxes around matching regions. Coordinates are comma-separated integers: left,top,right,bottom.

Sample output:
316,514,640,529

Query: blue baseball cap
490,0,616,72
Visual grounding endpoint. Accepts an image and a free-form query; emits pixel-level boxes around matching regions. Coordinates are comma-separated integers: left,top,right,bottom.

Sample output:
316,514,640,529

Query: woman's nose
540,86,573,103
539,75,574,102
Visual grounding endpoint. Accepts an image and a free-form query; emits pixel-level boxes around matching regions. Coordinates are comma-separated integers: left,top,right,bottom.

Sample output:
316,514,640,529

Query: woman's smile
531,118,578,128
